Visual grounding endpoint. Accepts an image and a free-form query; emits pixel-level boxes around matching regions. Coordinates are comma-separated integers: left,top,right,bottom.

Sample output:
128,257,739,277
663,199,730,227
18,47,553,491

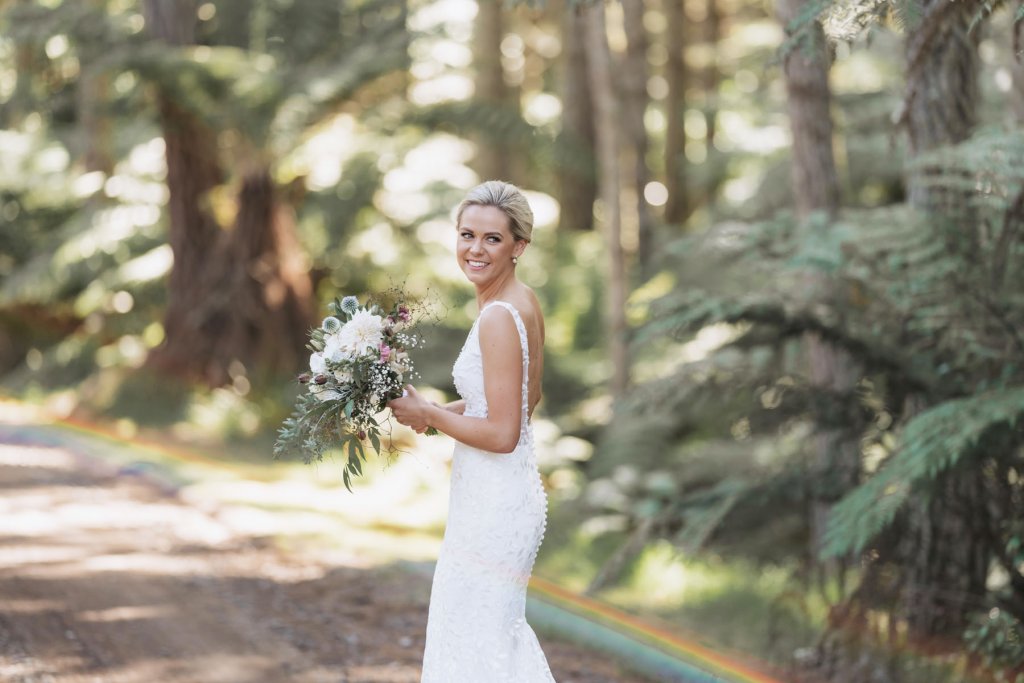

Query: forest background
1,0,1023,681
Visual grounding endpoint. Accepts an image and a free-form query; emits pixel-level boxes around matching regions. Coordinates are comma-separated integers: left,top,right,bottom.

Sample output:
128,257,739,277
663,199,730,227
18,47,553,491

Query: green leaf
823,386,1024,558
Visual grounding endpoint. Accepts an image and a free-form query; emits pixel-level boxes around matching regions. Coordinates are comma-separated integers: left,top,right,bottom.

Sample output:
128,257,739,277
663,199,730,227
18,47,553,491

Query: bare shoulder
477,303,520,340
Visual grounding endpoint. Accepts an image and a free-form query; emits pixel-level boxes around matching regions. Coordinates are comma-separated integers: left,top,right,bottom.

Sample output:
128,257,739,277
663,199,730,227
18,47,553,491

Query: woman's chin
461,266,492,283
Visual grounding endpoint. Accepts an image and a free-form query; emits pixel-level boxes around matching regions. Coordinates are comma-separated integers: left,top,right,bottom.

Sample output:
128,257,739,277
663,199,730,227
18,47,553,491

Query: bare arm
389,306,523,453
437,399,466,415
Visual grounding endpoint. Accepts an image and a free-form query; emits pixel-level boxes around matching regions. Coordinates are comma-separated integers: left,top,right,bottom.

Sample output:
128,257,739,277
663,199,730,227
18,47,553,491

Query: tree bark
472,0,518,182
1011,41,1024,123
902,0,980,212
143,0,314,386
895,0,985,640
583,0,630,399
557,0,597,232
77,67,113,175
142,0,226,382
194,168,315,386
6,0,39,128
701,0,720,147
663,0,689,225
621,0,654,277
777,0,839,217
776,0,857,615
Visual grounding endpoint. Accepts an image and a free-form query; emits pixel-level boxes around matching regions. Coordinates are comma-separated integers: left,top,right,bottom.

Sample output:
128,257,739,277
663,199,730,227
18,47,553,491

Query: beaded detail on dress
420,301,554,683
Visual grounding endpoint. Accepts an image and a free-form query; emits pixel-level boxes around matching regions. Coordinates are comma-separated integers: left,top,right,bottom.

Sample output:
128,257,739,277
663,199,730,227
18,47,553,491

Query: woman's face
456,205,526,285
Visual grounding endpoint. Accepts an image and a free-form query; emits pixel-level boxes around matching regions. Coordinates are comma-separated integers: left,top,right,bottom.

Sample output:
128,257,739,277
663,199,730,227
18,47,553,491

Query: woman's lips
467,260,489,271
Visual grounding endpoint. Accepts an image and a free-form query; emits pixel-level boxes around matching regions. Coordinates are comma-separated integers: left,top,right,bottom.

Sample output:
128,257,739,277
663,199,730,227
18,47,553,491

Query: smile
467,260,489,270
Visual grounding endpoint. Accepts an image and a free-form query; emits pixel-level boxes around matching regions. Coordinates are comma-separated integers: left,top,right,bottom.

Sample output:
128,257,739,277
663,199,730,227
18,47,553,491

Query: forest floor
0,411,657,683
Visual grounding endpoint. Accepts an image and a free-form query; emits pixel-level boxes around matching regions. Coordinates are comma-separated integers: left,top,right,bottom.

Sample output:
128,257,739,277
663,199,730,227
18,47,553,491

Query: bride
387,180,556,682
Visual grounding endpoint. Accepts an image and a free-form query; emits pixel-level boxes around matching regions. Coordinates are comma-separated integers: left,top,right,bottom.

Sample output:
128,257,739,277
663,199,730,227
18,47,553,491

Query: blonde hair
455,180,534,242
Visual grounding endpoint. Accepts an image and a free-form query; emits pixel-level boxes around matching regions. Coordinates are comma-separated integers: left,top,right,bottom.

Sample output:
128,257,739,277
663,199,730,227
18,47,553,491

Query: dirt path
0,423,656,683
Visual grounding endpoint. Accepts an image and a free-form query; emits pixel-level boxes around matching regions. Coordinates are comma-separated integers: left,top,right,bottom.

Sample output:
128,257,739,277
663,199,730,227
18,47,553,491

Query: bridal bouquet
274,293,435,491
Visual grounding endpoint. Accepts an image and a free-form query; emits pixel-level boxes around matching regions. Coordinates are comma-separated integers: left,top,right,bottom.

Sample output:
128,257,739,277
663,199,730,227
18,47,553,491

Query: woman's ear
514,240,528,258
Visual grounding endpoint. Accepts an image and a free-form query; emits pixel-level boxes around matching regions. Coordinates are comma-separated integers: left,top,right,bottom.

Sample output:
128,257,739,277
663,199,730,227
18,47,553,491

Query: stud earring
512,256,519,265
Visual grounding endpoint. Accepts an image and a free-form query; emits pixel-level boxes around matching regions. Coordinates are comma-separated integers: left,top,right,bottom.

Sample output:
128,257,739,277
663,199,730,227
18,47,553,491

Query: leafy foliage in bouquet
274,291,437,491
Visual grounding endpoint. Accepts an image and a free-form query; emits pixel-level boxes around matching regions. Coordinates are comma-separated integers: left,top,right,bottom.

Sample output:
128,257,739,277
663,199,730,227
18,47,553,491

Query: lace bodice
420,300,555,682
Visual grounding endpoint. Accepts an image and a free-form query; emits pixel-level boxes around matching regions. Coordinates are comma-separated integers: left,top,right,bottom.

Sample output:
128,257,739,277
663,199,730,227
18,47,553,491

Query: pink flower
379,343,392,361
398,305,411,322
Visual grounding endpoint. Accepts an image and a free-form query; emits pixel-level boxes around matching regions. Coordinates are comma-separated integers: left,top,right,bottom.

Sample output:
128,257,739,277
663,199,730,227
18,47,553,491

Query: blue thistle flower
340,296,360,315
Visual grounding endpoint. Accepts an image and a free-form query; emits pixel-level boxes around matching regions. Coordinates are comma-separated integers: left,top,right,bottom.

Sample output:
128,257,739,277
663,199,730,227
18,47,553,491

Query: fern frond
822,386,1024,558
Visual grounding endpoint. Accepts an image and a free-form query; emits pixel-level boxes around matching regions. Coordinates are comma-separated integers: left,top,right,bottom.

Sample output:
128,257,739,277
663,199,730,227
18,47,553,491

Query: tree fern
822,386,1024,557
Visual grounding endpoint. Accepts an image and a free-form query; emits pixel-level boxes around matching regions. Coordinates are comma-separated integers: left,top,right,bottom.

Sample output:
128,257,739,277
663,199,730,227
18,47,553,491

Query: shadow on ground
0,422,655,683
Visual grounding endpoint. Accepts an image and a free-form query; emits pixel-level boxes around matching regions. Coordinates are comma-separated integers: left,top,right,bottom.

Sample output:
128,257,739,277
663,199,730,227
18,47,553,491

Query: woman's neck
475,273,518,309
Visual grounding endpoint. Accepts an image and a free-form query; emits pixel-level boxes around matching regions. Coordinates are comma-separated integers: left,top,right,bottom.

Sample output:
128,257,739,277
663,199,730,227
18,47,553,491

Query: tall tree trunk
899,456,990,639
6,0,38,128
702,0,720,147
896,0,985,640
195,168,315,386
143,0,314,385
472,0,518,182
663,0,689,225
583,0,630,399
902,0,980,213
77,68,113,175
621,0,654,278
777,0,839,217
557,0,597,232
142,0,226,382
1011,41,1024,123
776,0,858,617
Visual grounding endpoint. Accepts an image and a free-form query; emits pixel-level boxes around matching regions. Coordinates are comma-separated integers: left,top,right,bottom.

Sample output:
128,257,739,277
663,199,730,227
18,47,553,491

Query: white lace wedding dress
420,300,556,682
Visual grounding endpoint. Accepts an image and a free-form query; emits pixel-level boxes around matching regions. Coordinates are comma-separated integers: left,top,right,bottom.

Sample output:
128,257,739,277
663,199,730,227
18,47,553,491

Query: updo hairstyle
455,180,534,242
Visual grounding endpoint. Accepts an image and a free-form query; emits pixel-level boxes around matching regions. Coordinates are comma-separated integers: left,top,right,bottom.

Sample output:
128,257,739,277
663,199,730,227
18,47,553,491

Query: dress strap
481,301,530,425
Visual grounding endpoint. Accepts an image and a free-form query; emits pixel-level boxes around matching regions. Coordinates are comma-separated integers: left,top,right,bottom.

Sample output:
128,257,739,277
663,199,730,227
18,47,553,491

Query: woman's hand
386,385,433,433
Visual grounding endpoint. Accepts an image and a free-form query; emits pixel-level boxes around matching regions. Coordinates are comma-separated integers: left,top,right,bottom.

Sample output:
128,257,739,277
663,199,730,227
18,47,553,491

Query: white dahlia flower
338,309,384,357
310,352,327,374
323,335,349,363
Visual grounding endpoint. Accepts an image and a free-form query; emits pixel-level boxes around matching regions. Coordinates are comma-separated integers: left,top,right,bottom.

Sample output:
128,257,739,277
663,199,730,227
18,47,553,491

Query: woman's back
500,286,545,419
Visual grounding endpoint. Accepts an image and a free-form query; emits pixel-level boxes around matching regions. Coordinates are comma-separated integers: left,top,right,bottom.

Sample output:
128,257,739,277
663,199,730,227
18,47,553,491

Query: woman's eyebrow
459,226,503,236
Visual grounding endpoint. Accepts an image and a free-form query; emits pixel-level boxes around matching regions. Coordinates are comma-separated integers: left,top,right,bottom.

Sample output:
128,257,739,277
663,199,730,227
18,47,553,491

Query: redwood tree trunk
702,0,721,147
472,0,518,182
777,0,839,217
1013,53,1024,123
897,0,985,640
776,0,859,613
557,0,597,232
621,0,654,277
583,0,630,399
143,0,226,382
143,0,314,385
663,0,689,225
77,0,113,175
194,169,315,386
